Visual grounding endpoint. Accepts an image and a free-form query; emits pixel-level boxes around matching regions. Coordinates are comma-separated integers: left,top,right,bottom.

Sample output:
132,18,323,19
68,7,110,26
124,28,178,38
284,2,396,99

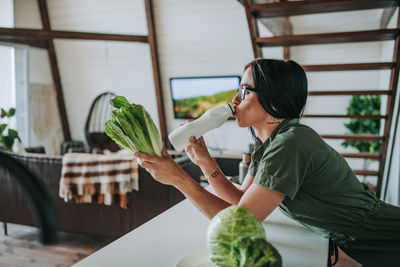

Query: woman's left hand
134,146,187,186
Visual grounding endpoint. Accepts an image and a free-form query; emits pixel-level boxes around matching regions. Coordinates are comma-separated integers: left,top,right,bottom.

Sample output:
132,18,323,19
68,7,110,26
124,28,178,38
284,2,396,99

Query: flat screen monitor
170,76,240,119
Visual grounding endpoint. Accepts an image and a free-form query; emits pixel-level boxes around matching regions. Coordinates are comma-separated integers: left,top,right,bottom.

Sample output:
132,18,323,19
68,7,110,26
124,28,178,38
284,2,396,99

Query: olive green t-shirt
248,118,380,245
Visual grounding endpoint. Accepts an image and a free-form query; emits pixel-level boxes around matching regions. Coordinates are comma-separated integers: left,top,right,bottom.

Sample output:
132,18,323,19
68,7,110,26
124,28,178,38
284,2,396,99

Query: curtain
29,83,64,155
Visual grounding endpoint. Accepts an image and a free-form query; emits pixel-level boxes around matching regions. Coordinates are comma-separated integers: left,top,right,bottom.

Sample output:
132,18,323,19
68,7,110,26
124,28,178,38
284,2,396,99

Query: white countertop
74,192,329,267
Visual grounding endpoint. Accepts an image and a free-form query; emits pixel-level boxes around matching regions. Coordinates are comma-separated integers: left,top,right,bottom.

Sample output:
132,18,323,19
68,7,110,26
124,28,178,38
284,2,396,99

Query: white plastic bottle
168,103,235,151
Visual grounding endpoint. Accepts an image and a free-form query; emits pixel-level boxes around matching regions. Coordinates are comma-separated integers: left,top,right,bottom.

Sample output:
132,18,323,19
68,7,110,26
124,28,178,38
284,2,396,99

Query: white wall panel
13,0,42,28
29,47,52,83
54,40,156,142
47,0,147,35
290,9,381,34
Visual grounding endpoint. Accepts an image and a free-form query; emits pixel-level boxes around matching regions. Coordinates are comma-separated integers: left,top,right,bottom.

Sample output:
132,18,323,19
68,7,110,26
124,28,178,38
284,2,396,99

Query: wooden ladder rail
250,0,399,18
241,0,400,197
378,10,400,197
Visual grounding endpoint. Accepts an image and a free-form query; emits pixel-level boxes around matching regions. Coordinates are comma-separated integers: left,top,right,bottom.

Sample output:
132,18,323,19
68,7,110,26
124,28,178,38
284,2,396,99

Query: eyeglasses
238,85,256,100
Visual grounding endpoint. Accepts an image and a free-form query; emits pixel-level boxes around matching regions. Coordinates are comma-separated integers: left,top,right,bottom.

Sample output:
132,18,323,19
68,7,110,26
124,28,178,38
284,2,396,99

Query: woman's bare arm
185,136,247,205
239,183,285,222
175,173,232,219
240,173,255,192
136,148,231,219
200,161,256,205
135,148,284,221
199,160,244,205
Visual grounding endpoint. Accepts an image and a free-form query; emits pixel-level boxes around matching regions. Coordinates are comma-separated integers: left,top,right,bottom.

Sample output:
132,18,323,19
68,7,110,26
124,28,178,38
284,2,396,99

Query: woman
135,59,400,266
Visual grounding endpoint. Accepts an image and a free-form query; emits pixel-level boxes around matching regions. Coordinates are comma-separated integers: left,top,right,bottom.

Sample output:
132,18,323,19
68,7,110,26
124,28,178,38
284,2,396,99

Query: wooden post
3,222,7,235
144,0,168,143
38,0,71,140
283,46,290,60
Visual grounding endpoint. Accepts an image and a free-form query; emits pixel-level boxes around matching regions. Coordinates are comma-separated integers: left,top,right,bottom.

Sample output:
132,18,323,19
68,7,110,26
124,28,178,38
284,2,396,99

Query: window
0,0,31,147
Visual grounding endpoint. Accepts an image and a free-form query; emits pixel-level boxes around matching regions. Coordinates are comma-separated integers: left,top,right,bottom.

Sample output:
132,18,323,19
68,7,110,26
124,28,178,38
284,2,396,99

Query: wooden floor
1,222,361,267
0,223,112,267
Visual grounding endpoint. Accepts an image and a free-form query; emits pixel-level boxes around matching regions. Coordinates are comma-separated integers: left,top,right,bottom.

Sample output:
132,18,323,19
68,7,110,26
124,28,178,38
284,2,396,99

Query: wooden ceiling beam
0,27,148,43
0,27,48,39
0,36,48,48
37,0,71,141
50,31,148,42
144,0,167,143
38,0,51,30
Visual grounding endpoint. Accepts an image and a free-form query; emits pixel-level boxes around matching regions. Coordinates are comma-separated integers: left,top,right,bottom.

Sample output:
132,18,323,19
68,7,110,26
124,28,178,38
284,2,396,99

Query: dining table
73,187,329,267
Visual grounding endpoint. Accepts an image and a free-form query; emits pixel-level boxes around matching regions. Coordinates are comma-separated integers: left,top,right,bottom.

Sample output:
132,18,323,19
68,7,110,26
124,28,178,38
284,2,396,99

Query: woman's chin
235,118,247,128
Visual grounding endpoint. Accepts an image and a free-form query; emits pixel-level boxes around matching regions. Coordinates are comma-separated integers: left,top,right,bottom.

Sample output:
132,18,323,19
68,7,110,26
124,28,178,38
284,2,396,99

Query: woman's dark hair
244,58,308,119
244,58,308,146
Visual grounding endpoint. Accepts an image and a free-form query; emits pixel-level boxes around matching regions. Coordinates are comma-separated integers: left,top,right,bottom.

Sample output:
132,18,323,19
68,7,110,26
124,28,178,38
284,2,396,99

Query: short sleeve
253,134,310,200
248,160,257,176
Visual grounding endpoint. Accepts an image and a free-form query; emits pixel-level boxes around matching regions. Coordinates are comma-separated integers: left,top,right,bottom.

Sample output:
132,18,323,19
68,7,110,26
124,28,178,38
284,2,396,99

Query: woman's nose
233,92,241,105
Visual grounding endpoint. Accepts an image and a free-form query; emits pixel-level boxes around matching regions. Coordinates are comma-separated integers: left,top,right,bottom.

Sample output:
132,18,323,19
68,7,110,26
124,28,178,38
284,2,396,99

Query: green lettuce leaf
110,96,130,109
130,103,162,156
231,236,282,267
105,120,138,153
105,96,162,156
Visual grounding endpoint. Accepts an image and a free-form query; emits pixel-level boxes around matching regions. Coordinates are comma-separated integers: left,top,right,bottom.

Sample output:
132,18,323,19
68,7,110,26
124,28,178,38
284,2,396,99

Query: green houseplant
0,107,21,151
341,95,381,181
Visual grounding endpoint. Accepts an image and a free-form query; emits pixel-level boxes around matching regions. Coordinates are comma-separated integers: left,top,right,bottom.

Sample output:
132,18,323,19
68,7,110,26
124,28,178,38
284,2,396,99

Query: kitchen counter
73,190,329,267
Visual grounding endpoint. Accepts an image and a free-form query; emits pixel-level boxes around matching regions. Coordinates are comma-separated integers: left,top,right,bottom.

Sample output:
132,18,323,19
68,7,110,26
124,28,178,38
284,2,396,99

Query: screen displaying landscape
170,76,240,119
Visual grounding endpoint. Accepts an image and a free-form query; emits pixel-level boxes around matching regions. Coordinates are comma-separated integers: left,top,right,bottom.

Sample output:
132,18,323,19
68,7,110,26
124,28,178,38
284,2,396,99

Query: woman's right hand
185,135,213,167
178,121,213,167
185,136,212,167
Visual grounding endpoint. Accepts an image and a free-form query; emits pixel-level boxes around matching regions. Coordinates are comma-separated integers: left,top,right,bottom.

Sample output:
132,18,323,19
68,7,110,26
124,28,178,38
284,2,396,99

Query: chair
84,92,120,153
0,151,58,244
25,146,46,154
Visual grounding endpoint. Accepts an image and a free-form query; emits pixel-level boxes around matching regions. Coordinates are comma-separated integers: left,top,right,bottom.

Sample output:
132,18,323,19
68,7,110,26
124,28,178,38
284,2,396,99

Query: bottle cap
226,103,235,115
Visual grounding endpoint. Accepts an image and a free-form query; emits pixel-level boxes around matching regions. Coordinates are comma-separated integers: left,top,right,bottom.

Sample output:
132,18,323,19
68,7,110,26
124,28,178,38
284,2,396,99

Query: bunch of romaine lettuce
207,206,282,267
105,96,162,156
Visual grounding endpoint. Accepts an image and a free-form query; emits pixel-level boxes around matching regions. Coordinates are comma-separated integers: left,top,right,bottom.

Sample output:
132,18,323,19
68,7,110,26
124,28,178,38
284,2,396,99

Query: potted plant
0,107,21,151
341,95,381,182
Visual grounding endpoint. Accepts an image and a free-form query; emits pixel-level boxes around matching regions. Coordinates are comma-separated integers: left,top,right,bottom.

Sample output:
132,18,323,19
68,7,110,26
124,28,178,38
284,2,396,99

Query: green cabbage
232,236,282,267
105,96,162,156
207,206,282,267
